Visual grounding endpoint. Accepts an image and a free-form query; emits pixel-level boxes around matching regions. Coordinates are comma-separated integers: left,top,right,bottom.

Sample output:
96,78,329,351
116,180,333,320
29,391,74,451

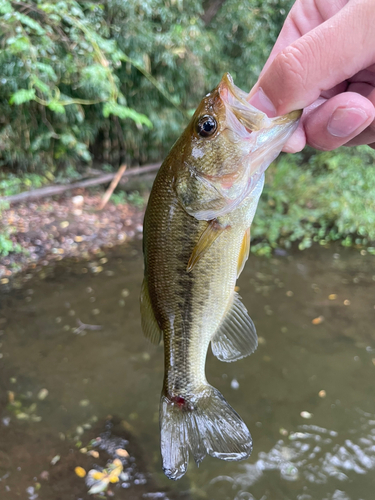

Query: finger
282,120,307,153
250,0,375,115
348,67,375,85
344,120,375,146
302,92,375,150
258,0,349,77
347,82,375,99
281,98,329,153
344,86,375,145
320,82,348,99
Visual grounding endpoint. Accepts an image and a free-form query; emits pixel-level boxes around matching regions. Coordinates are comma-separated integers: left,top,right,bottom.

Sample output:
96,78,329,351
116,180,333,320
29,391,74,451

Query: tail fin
160,385,252,480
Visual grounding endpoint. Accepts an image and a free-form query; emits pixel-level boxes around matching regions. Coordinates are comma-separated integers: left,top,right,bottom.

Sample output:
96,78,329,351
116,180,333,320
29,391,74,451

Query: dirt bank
0,189,146,280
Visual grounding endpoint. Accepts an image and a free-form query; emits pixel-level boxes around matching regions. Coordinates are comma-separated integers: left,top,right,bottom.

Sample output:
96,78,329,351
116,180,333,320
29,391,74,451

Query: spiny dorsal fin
211,292,257,362
187,220,225,272
237,227,250,278
140,278,163,345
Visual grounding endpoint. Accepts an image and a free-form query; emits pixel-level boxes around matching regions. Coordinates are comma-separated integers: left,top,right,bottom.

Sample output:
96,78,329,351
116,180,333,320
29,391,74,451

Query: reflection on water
0,241,374,499
231,416,375,494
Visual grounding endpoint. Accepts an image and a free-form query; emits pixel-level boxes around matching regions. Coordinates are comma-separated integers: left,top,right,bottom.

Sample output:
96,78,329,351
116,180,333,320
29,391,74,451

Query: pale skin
248,0,375,152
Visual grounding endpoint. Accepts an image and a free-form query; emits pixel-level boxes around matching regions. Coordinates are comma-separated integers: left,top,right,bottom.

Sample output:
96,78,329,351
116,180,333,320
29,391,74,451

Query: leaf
102,102,152,128
15,13,46,35
47,101,65,114
34,63,58,82
9,89,36,105
59,133,76,146
88,480,109,495
80,64,113,97
7,36,31,53
31,76,50,94
0,0,12,15
70,6,85,18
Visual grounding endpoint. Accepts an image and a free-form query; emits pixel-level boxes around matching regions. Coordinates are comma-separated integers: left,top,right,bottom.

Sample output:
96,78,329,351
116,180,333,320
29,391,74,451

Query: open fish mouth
218,73,269,133
218,72,302,133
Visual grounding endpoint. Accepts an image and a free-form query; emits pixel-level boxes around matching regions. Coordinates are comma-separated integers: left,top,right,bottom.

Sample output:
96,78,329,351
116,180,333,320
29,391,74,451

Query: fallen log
0,163,161,205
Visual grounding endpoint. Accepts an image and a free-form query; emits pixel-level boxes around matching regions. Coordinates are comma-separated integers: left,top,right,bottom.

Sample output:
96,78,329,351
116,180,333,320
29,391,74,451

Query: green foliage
0,200,22,257
0,233,22,257
0,172,45,256
111,189,144,208
102,102,152,128
0,172,50,197
253,147,375,255
9,88,36,105
1,0,373,253
1,0,292,172
0,0,154,172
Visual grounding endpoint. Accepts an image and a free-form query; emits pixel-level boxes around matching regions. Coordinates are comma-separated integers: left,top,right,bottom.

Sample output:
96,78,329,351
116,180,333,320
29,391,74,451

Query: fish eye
196,115,217,138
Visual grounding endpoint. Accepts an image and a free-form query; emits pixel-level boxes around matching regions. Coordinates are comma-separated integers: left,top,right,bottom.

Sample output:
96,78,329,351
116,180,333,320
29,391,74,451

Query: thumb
249,0,375,116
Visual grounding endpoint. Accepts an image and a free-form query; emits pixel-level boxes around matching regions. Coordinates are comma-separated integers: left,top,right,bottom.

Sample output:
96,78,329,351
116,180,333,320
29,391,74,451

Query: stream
0,241,374,500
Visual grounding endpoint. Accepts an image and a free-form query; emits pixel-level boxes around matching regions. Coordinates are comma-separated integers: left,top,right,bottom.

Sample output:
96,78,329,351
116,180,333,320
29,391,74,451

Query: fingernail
248,88,277,117
327,107,369,137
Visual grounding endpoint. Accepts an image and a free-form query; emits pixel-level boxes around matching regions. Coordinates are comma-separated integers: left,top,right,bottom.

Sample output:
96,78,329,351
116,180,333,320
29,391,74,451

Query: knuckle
273,45,307,91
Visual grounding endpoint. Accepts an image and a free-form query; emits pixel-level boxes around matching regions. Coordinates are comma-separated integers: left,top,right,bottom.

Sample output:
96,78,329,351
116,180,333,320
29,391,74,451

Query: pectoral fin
187,220,225,272
140,278,163,345
211,292,257,362
237,227,250,278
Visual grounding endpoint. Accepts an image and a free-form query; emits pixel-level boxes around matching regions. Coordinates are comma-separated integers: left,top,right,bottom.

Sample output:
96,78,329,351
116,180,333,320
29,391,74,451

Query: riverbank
0,189,146,280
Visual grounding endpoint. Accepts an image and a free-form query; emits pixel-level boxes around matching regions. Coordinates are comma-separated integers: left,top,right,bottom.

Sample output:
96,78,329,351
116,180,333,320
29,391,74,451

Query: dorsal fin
140,278,163,345
211,292,257,362
187,220,225,272
237,227,250,277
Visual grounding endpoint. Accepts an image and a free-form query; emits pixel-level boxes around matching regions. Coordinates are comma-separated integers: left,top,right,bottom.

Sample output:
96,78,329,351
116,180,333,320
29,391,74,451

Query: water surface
0,242,374,499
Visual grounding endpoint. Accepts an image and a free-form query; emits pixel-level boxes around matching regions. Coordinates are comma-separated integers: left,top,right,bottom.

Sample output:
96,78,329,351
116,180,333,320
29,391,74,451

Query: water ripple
232,418,375,497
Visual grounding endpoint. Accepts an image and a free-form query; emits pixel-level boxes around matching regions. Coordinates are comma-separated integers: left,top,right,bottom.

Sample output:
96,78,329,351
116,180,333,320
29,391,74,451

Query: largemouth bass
141,73,301,480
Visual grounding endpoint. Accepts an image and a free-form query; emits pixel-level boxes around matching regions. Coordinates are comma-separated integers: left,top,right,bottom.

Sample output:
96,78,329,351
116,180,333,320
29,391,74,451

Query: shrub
253,146,375,254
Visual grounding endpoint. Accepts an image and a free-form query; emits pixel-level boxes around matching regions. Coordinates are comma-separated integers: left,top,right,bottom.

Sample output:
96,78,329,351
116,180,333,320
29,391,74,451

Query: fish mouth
218,72,302,133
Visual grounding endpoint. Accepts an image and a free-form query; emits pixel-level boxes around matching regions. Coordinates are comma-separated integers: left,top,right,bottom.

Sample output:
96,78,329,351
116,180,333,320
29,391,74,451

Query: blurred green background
1,0,375,255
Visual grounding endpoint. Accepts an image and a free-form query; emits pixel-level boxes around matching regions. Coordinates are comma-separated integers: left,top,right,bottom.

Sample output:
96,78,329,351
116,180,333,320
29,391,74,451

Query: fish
140,73,301,480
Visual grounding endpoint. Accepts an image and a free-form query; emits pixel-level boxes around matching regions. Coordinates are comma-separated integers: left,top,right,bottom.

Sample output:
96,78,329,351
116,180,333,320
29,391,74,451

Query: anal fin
187,220,225,272
140,278,163,345
211,292,257,362
237,227,250,278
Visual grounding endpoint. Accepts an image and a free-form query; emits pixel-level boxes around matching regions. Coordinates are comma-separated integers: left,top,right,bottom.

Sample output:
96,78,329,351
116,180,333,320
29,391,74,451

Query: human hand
248,0,375,152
